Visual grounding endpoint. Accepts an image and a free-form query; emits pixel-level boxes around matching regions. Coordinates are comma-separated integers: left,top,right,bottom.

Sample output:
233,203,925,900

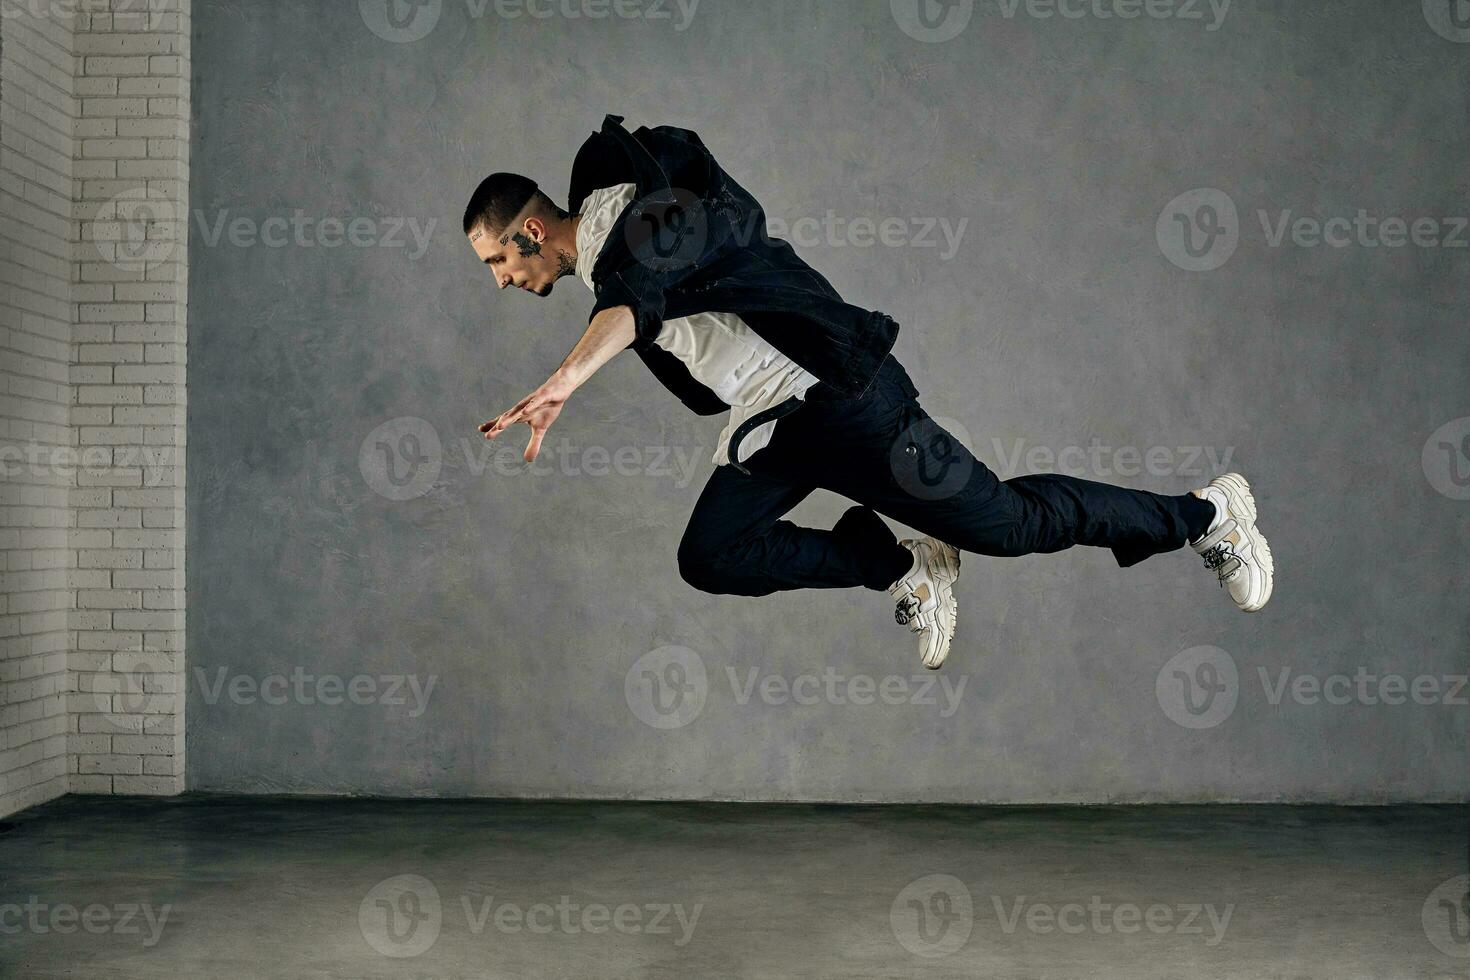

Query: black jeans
676,355,1217,596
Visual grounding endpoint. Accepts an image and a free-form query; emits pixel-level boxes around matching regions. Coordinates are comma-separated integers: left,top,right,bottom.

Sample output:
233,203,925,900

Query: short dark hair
462,172,567,238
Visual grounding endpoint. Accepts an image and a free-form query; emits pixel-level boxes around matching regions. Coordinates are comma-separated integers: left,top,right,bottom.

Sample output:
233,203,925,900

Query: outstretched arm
478,304,637,463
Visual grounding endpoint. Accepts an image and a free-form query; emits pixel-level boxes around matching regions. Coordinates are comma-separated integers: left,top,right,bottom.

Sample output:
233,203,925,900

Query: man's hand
476,306,635,467
479,372,576,463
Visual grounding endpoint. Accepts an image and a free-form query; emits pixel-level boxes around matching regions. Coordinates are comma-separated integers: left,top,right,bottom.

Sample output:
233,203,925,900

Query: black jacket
567,114,901,415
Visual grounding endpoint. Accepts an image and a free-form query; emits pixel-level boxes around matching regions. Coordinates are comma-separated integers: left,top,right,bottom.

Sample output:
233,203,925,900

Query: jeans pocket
890,400,978,503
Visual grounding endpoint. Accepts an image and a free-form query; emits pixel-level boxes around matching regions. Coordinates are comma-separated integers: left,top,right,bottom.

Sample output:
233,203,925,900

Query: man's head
463,173,579,297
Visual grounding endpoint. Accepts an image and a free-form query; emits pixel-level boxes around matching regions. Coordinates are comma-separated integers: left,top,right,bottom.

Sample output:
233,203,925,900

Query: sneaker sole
922,540,961,669
1214,473,1274,612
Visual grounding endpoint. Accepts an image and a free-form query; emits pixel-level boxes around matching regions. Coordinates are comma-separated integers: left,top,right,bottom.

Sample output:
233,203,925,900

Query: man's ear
522,215,548,243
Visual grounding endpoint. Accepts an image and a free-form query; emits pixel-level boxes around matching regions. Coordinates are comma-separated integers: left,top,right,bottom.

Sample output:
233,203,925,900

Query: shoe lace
1200,542,1243,585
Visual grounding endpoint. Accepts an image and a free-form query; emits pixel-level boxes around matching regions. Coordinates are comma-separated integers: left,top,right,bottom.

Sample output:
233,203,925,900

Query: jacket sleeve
589,263,668,349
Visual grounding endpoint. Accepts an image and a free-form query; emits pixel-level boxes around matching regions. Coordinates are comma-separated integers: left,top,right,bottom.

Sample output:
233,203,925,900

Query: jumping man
466,114,1275,669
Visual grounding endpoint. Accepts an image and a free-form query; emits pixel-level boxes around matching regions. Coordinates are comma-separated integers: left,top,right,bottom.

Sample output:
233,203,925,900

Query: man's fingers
479,390,543,437
483,404,528,439
523,423,547,463
482,390,549,439
489,411,517,437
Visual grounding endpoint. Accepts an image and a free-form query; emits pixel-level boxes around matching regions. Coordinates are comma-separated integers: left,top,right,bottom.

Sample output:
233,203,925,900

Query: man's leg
836,406,1218,566
677,459,913,596
774,357,1217,571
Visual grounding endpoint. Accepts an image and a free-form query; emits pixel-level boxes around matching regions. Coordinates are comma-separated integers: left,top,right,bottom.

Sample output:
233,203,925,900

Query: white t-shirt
575,182,819,467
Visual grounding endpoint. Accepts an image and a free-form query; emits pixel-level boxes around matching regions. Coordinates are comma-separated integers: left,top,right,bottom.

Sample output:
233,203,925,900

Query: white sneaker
1190,473,1274,612
888,537,961,669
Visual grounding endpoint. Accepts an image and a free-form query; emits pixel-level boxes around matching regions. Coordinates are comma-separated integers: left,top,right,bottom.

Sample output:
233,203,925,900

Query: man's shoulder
568,114,718,215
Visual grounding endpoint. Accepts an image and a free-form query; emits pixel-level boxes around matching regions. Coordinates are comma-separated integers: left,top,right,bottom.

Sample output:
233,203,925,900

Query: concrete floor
0,797,1465,979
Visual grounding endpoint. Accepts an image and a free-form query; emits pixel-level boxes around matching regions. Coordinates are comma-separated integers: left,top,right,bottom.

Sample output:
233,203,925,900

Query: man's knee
676,532,735,594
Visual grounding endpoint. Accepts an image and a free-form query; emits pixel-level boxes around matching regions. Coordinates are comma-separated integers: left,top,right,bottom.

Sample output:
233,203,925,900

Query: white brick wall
0,0,80,818
1,0,189,818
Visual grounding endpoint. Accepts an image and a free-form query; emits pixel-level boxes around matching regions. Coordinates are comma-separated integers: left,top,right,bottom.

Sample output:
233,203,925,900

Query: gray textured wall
186,0,1469,802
